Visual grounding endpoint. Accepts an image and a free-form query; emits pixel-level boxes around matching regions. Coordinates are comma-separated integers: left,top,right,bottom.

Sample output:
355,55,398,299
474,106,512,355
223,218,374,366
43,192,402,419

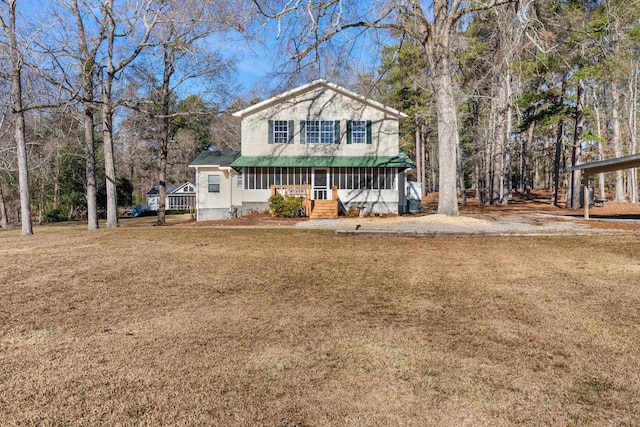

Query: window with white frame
321,121,334,144
306,120,335,144
306,120,320,143
236,171,243,187
273,120,289,144
351,120,367,144
208,174,220,192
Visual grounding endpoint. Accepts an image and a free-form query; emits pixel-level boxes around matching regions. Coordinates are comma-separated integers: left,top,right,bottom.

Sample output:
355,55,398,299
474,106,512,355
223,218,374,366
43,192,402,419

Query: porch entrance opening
313,169,329,200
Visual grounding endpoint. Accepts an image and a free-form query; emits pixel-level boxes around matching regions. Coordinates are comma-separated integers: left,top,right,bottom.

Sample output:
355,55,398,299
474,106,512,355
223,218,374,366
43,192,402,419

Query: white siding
241,87,399,158
195,167,243,218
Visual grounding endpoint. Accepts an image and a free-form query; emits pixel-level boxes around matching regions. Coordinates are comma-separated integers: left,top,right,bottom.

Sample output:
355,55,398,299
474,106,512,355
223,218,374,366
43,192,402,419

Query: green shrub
268,194,303,218
41,208,68,223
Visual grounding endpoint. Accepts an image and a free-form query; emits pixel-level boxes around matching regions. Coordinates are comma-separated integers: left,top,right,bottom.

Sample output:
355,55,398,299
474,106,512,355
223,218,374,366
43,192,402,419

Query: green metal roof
189,150,241,167
231,154,415,169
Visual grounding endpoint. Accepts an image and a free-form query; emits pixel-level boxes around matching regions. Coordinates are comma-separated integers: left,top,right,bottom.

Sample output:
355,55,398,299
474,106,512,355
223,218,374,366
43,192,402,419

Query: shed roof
189,150,241,167
232,79,408,121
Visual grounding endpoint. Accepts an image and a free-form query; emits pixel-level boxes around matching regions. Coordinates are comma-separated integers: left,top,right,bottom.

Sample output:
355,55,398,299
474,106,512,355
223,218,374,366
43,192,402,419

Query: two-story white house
189,80,413,220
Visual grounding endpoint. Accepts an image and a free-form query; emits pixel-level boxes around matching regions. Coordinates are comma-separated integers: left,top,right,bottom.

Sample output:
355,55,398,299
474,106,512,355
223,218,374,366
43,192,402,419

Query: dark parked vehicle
123,205,152,217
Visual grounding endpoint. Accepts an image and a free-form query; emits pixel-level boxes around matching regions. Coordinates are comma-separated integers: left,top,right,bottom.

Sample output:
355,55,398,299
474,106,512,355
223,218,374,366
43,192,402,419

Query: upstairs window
303,120,340,144
321,121,334,144
268,120,294,144
306,120,320,143
347,120,372,144
351,120,367,144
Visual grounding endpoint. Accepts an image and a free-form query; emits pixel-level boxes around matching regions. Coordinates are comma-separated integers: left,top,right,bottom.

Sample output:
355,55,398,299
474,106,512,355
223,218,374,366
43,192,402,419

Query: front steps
309,200,338,219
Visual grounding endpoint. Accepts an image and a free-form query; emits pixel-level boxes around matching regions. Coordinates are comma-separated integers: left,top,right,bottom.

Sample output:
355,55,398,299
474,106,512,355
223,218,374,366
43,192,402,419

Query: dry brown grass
1,224,640,426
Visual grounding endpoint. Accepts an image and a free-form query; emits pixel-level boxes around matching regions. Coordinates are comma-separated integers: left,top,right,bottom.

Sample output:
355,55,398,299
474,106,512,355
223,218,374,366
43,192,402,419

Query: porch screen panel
248,168,255,189
385,168,396,189
287,168,294,185
275,167,282,185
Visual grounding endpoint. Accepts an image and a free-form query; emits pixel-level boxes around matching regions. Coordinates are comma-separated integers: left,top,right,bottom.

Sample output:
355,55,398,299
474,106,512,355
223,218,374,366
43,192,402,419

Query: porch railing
269,185,338,201
270,185,311,199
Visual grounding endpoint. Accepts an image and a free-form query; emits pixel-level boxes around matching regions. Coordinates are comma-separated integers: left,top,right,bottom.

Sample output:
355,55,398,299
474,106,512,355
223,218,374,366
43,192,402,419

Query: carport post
583,172,589,219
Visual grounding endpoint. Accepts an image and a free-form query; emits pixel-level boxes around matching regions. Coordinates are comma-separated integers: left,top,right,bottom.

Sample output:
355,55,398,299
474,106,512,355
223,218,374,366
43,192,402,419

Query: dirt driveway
159,192,640,236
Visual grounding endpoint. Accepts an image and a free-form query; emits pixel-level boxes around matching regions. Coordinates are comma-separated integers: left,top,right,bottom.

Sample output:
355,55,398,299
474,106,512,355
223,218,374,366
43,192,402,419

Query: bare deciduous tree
0,0,32,234
100,0,165,227
252,0,517,216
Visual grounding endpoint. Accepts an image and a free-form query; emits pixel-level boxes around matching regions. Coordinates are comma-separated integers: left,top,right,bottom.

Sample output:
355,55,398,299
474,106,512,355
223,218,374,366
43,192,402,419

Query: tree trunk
415,115,423,198
612,81,626,202
503,72,513,203
485,123,492,205
552,122,564,206
84,107,99,229
523,118,535,194
457,139,466,206
492,79,505,205
593,88,606,199
156,41,176,226
102,0,118,227
7,0,32,235
102,92,118,227
0,180,8,228
470,101,481,202
569,78,585,210
629,64,638,203
72,0,100,230
551,78,567,207
431,60,459,216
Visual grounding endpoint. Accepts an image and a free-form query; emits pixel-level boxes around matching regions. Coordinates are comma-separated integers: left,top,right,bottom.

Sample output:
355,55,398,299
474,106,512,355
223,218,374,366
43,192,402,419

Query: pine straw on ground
1,227,640,425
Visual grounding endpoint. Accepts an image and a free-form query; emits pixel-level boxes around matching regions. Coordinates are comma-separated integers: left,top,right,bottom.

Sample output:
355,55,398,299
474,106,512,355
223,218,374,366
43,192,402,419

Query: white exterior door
313,169,329,200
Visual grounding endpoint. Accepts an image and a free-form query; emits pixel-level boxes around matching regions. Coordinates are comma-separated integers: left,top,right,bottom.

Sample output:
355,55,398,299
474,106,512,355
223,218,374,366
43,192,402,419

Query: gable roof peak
232,79,407,120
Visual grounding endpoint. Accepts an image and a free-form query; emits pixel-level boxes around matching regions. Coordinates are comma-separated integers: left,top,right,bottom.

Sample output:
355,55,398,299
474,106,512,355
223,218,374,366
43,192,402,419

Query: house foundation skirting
238,202,269,215
197,208,232,221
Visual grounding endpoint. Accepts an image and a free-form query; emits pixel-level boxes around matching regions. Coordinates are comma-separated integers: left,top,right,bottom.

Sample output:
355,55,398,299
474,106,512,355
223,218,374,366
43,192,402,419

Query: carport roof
571,153,640,175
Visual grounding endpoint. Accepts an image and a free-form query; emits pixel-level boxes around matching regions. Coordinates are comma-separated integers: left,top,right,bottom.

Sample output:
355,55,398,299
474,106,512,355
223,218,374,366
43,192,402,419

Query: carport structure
571,153,640,219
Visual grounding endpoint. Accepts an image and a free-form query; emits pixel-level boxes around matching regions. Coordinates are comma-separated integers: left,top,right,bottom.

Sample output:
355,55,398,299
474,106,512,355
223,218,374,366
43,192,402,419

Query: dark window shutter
268,120,274,144
334,120,340,144
287,120,294,144
346,121,352,144
300,121,306,144
366,120,372,144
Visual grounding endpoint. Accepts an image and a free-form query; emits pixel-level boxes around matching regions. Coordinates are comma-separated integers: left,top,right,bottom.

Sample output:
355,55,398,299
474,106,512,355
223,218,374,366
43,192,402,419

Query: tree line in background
377,0,639,213
0,0,244,233
0,0,638,234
